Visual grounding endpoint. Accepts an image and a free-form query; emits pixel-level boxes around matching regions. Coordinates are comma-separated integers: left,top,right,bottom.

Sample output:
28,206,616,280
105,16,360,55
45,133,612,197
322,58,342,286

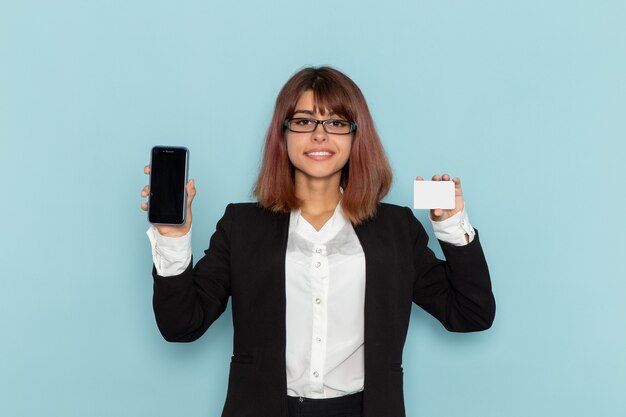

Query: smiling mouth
304,151,335,161
305,151,334,157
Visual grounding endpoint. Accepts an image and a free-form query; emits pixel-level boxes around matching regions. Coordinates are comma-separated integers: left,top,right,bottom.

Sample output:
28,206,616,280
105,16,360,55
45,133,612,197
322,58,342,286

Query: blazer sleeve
151,204,234,342
408,207,496,332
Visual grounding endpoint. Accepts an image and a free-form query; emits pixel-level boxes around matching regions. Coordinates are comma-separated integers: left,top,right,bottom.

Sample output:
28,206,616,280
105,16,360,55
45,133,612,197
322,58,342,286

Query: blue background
1,1,625,416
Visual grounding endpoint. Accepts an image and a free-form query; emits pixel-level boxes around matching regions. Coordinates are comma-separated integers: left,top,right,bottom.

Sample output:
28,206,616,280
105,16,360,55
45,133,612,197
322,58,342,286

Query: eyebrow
293,109,336,117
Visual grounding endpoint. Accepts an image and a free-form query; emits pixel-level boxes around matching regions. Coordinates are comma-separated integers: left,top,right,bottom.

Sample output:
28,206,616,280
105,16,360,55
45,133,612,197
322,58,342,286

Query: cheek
339,142,353,164
285,135,301,165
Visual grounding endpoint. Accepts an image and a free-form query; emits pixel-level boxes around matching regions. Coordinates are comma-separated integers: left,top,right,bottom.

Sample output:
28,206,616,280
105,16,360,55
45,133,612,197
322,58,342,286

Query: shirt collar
289,199,348,244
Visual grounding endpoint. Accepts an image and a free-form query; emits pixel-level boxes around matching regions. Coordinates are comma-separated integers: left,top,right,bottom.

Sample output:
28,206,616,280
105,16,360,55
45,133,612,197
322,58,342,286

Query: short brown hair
253,66,392,224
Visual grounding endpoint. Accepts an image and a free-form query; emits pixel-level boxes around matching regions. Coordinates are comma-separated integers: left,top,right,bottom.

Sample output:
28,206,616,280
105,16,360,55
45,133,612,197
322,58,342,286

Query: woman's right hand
140,164,196,237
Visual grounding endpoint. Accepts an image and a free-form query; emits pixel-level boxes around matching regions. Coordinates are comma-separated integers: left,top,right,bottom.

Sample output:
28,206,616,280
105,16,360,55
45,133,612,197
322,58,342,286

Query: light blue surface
1,1,625,416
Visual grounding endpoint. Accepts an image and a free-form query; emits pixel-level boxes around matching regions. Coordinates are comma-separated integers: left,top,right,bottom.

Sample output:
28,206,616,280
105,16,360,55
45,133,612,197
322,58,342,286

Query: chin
296,166,343,181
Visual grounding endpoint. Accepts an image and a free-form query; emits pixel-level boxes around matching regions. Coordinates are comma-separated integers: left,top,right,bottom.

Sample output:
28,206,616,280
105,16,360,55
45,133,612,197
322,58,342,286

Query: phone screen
148,146,188,225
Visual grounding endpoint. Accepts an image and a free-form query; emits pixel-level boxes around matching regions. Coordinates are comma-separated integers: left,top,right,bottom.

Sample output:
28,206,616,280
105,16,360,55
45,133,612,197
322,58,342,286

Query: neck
294,171,343,216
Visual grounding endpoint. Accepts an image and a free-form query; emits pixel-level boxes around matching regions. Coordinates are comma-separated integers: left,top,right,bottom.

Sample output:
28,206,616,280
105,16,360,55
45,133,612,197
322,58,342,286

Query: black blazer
151,202,495,417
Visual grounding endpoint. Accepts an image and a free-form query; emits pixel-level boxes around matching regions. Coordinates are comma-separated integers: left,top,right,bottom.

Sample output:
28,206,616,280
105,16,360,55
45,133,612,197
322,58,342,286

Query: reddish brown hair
253,66,392,224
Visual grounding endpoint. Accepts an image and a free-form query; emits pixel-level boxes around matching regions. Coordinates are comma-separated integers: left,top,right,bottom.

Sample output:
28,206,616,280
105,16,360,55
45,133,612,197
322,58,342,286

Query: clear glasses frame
284,118,357,135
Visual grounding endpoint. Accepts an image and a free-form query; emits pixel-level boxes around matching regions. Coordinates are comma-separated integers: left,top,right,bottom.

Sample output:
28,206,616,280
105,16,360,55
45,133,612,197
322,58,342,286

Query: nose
312,122,327,142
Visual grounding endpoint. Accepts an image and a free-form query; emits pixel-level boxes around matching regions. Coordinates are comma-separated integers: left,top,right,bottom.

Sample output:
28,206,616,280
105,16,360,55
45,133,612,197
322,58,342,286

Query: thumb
186,179,196,205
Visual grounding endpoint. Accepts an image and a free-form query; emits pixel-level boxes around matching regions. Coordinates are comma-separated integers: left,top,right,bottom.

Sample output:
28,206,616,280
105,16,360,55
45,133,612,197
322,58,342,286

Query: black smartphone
148,146,189,225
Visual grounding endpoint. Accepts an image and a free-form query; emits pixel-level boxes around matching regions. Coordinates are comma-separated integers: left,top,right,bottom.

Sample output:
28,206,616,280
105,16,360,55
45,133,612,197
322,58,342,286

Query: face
285,90,353,184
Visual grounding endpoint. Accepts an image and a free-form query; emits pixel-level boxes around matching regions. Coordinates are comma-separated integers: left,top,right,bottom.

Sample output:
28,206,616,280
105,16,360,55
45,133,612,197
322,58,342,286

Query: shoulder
353,203,426,248
221,202,289,227
376,202,411,216
226,202,284,216
356,202,421,232
371,202,415,224
227,201,262,212
214,203,289,246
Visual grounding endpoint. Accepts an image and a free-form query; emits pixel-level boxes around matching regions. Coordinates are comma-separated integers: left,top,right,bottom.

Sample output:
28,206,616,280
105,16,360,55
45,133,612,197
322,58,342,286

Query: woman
140,66,495,417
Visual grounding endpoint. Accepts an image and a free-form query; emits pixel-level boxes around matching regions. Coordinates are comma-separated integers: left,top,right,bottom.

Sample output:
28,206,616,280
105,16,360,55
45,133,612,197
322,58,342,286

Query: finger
415,176,424,181
140,202,148,211
140,185,150,197
442,173,450,181
434,209,442,216
432,174,441,181
453,177,462,192
144,165,150,175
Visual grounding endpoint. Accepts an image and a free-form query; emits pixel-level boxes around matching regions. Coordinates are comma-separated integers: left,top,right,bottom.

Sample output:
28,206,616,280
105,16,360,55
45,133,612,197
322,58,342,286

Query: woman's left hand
415,173,465,222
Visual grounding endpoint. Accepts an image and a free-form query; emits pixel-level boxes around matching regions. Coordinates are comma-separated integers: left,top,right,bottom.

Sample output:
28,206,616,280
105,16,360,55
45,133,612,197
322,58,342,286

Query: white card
413,180,455,209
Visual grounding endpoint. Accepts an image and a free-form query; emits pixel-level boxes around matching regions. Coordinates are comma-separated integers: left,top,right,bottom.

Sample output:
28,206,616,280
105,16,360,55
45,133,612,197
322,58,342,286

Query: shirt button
315,298,321,304
315,248,322,254
313,371,319,377
315,337,321,343
314,262,321,268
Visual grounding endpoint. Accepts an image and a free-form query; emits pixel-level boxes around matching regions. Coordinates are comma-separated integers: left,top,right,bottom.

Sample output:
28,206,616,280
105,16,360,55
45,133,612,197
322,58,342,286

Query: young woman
140,66,495,417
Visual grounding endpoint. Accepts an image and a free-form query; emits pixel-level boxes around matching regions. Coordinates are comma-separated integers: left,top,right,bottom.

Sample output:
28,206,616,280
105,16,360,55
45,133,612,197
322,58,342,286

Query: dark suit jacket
151,202,495,417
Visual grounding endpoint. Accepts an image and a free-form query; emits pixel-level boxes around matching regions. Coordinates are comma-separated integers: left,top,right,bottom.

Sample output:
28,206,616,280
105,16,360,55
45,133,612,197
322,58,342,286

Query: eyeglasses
284,118,357,135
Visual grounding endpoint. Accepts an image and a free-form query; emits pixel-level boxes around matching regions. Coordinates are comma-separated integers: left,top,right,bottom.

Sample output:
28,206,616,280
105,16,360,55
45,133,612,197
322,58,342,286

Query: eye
294,118,313,126
330,120,348,127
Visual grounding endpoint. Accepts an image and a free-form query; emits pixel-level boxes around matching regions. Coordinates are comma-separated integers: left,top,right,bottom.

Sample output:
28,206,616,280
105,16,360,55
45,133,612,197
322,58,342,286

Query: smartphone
413,180,455,209
148,146,189,225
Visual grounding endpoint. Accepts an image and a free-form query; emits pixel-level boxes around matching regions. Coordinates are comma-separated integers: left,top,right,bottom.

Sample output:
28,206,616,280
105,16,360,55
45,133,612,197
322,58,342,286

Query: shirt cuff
146,225,193,277
429,207,476,246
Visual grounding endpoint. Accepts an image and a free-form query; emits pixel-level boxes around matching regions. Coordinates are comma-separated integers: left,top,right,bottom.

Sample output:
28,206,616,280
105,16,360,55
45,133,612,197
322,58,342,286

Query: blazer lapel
272,210,291,400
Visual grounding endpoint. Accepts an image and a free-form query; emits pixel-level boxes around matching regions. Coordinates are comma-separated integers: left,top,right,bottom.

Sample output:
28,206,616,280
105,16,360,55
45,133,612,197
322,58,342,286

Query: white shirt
285,203,366,398
146,205,475,398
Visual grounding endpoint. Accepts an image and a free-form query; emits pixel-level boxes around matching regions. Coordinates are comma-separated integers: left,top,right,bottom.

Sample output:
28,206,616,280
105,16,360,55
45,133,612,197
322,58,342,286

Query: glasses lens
289,118,315,132
324,120,352,134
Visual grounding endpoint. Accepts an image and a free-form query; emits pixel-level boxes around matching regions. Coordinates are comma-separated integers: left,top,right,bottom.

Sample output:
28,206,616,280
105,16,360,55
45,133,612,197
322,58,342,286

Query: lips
306,151,333,156
304,149,335,161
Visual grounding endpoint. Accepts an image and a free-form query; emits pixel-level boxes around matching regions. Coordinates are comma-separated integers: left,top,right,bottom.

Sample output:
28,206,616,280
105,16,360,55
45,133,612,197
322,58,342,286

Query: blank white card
413,180,455,209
